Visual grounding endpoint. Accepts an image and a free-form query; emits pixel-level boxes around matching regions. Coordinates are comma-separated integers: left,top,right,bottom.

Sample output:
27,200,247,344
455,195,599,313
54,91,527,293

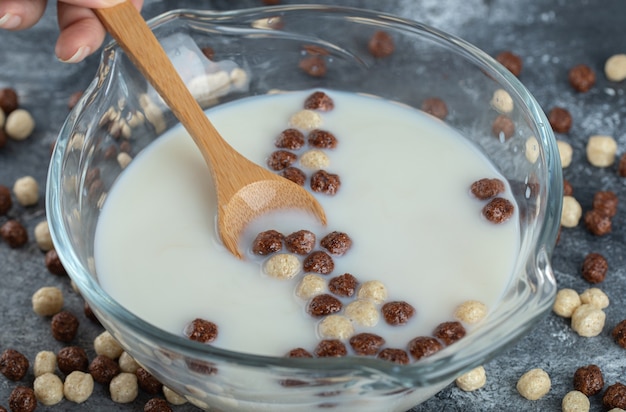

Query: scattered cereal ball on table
345,299,379,327
562,390,590,412
593,190,619,217
0,185,11,215
281,166,306,186
110,372,139,403
118,351,140,374
563,179,574,196
320,231,352,256
314,339,347,357
8,386,37,412
267,150,297,171
490,89,514,114
51,310,80,342
586,135,617,167
495,50,522,77
34,351,56,377
377,348,410,365
454,300,488,324
605,54,626,82
0,87,18,113
482,197,514,224
470,178,505,200
579,287,609,309
307,294,342,317
548,107,573,133
0,349,29,381
573,364,604,396
553,288,581,317
184,318,218,343
434,321,466,346
612,319,626,349
421,97,448,120
516,368,551,400
57,346,89,375
284,229,316,255
581,252,608,284
5,108,35,140
33,372,64,405
357,280,388,304
408,336,443,361
275,128,305,150
264,253,301,279
318,314,354,340
32,286,64,316
0,128,6,149
455,366,487,392
491,114,515,141
569,64,596,92
525,136,540,163
13,175,39,206
94,330,124,359
34,220,53,251
303,250,334,274
328,273,358,297
63,371,94,403
298,55,327,77
561,196,582,227
289,109,323,131
144,398,173,412
45,249,67,276
584,209,612,236
252,229,283,255
557,140,573,168
300,149,330,169
603,383,626,409
0,219,28,248
304,91,334,111
571,304,606,337
368,30,394,58
136,367,163,395
295,274,326,299
89,354,121,385
349,333,385,356
163,386,187,405
381,301,416,325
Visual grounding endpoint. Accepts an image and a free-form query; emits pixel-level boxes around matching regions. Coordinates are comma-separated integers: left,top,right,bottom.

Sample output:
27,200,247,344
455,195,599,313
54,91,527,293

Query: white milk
94,90,519,358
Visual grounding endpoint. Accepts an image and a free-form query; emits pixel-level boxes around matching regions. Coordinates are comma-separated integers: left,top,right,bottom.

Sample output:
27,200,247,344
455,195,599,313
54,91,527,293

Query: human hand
0,0,143,63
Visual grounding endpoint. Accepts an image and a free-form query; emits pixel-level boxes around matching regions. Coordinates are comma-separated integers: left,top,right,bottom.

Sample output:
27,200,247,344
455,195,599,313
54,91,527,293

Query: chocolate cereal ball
89,355,121,385
603,382,626,409
573,364,604,396
57,346,89,375
0,349,29,381
612,319,626,349
8,386,37,412
581,252,608,284
51,311,79,342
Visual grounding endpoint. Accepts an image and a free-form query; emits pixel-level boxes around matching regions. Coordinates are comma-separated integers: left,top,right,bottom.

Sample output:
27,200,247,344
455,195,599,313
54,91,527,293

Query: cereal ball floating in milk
586,135,617,167
318,315,354,340
381,301,416,326
308,294,342,317
605,54,626,82
454,300,488,324
553,288,582,318
281,166,306,186
434,321,466,346
275,128,305,150
579,288,609,310
303,250,334,274
345,299,379,327
264,253,301,279
516,368,551,400
300,150,330,169
328,273,358,297
561,196,582,227
470,178,504,200
349,333,385,356
490,89,514,114
308,129,338,149
284,229,316,255
5,108,35,140
295,274,326,299
184,318,218,343
357,280,388,304
455,366,487,392
314,339,347,357
289,110,323,131
252,230,283,256
13,175,39,206
571,304,606,337
304,91,335,112
377,348,410,365
310,170,341,195
482,197,514,224
408,336,443,361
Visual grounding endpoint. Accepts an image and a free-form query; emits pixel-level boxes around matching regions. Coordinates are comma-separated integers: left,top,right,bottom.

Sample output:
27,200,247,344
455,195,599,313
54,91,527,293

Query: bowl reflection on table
47,5,562,411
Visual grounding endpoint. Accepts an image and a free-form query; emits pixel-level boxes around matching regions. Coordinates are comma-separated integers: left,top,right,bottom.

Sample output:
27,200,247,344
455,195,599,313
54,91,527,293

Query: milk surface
94,90,519,357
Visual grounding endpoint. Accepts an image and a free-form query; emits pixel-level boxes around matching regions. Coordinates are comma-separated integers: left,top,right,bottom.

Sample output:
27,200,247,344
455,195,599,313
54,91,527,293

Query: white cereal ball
110,372,138,403
34,372,64,405
357,280,388,304
300,150,330,169
318,314,354,340
64,371,94,403
516,368,551,400
264,253,301,280
32,286,64,316
34,220,53,251
34,351,57,377
94,331,124,359
490,89,514,114
13,175,39,206
579,287,609,309
561,195,582,228
553,288,582,318
118,351,140,374
295,274,327,299
163,386,187,405
571,304,606,337
5,108,35,140
345,299,379,327
605,54,626,82
454,300,488,324
557,140,573,168
586,135,617,167
562,390,590,412
525,136,540,163
288,109,323,131
117,152,132,169
455,366,487,392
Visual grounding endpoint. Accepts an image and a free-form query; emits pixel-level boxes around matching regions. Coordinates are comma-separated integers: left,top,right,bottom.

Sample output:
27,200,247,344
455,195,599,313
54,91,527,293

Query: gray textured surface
1,0,626,411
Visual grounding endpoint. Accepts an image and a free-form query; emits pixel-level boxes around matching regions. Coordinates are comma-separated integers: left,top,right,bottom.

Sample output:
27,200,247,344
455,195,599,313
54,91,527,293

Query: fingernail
59,46,91,64
0,13,22,29
101,0,125,6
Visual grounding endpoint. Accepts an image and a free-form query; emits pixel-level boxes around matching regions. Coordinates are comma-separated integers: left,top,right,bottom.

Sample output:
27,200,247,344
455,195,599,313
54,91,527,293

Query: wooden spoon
94,2,326,259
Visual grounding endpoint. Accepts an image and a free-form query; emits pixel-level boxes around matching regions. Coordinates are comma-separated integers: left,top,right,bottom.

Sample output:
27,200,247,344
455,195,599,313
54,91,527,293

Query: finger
0,0,47,30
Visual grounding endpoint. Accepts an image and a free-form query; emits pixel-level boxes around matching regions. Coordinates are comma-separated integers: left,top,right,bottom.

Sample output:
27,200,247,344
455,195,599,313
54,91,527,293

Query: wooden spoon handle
93,2,238,175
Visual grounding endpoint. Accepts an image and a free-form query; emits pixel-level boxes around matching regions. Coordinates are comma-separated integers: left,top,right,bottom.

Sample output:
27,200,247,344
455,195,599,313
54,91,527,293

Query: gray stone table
1,0,626,411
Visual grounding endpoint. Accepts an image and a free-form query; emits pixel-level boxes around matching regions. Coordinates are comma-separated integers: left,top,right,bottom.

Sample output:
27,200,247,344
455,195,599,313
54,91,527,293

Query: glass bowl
47,5,562,411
